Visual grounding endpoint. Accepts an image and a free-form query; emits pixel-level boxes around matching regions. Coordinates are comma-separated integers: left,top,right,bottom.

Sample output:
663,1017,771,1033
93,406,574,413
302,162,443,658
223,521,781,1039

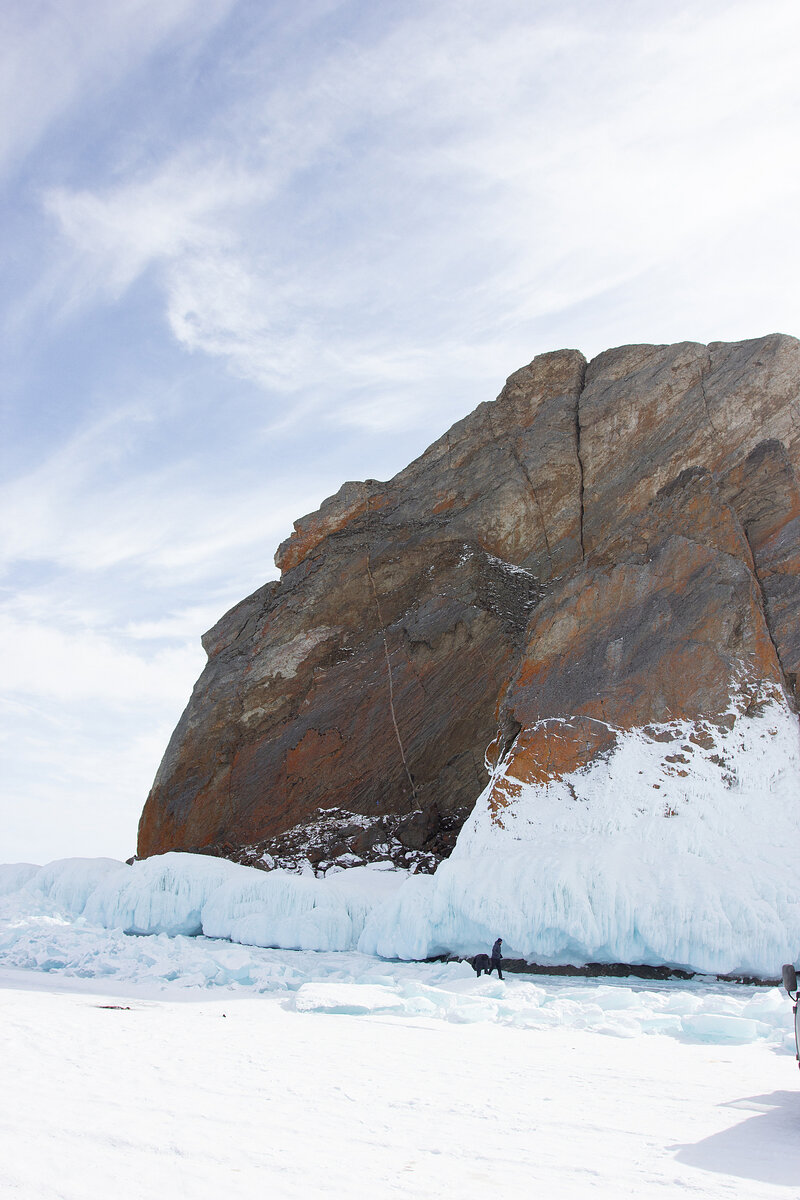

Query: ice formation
3,697,800,977
0,863,39,896
0,884,794,1052
84,853,245,936
202,860,406,952
0,852,409,956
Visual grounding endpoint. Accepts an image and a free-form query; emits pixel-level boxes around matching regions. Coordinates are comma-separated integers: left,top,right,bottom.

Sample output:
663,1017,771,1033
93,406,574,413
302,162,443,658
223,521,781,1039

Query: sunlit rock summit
139,334,800,915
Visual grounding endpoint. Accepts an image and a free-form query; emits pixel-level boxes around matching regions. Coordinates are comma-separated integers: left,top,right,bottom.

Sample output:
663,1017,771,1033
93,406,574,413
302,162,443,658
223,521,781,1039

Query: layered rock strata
138,334,800,875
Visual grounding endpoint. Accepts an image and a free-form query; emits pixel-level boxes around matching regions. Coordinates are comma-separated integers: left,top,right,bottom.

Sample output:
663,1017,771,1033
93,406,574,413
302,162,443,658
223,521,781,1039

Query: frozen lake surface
3,858,800,1196
2,922,800,1198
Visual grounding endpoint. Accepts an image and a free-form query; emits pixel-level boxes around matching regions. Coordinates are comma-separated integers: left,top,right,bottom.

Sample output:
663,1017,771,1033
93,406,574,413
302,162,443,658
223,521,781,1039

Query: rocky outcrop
138,334,800,874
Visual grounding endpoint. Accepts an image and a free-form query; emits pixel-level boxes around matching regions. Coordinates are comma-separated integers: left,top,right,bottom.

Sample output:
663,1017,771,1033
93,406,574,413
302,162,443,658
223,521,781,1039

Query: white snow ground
3,848,800,1197
2,949,800,1200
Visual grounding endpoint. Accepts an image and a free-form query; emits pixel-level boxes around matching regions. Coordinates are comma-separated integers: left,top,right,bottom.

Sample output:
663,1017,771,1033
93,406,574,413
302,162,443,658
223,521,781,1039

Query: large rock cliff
138,335,800,879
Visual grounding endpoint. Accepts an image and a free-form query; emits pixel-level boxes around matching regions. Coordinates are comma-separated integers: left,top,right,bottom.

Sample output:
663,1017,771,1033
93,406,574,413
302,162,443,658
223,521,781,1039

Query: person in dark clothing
488,937,504,980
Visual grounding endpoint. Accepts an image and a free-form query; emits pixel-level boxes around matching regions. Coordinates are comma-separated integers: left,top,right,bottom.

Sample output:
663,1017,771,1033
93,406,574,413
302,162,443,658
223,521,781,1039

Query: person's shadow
673,1091,800,1187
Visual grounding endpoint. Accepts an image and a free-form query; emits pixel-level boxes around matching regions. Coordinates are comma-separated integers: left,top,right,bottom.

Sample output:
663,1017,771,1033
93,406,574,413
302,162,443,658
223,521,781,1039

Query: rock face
138,334,800,875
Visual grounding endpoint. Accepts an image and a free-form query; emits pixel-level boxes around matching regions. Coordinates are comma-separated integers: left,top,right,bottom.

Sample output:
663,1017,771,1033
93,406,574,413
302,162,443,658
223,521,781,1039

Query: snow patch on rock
363,696,800,975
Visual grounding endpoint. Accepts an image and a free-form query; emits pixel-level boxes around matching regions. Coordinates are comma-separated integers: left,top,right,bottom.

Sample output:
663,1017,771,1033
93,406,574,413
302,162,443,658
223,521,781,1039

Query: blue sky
2,0,799,863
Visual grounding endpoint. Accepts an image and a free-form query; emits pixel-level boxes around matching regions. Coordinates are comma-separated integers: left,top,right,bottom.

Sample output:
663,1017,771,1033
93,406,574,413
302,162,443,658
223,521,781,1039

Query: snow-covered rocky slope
5,682,800,986
361,694,800,973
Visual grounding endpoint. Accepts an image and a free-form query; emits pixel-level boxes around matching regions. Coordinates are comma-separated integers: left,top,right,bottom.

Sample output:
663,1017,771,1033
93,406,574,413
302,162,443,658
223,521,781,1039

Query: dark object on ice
499,959,760,982
472,953,491,977
782,964,800,1070
488,938,504,980
457,957,777,983
782,963,800,1069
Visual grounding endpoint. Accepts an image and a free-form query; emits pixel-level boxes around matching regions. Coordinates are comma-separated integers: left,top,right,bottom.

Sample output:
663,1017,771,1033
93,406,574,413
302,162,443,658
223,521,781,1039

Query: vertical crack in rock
574,358,588,560
699,350,721,437
364,549,418,806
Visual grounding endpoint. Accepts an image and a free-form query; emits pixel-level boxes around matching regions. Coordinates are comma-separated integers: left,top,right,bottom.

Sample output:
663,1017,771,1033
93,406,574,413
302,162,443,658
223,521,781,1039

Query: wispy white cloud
0,690,184,862
37,0,800,419
0,0,236,177
0,612,201,705
0,397,309,581
123,605,229,640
